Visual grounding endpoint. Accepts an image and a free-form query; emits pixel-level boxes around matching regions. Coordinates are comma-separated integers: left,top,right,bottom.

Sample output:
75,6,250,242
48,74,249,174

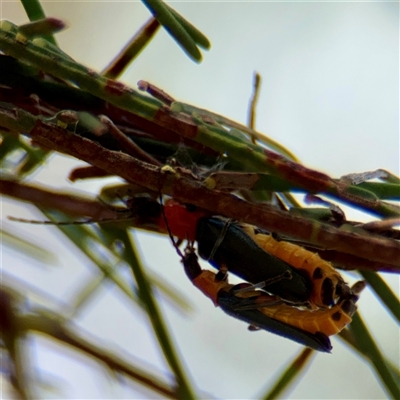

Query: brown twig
247,71,261,143
306,249,399,274
4,178,397,272
99,115,162,166
0,179,116,220
102,18,161,79
68,165,112,181
1,288,176,399
138,80,175,106
18,119,399,269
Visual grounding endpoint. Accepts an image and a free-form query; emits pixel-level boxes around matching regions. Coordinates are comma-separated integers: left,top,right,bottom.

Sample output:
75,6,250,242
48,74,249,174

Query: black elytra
195,217,313,305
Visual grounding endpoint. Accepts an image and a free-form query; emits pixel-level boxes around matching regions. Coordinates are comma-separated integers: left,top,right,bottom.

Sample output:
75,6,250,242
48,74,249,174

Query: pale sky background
1,1,399,399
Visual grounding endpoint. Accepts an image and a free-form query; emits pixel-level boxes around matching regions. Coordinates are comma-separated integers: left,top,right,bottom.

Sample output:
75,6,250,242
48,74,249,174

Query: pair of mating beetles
11,194,363,352
133,196,364,353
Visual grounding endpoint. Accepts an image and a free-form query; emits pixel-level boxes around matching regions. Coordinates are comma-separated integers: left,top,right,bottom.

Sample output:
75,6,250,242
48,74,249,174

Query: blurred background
1,1,399,398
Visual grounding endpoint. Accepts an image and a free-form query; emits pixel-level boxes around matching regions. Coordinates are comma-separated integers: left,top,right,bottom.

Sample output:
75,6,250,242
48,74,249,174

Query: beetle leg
232,270,292,295
207,219,232,261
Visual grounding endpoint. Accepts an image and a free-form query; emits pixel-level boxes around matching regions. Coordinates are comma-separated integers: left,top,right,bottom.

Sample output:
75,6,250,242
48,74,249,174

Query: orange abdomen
241,225,347,309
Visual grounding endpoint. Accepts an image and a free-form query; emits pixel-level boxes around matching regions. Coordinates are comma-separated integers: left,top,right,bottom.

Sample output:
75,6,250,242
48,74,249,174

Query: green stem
114,229,197,399
19,0,57,45
0,26,161,121
349,312,400,399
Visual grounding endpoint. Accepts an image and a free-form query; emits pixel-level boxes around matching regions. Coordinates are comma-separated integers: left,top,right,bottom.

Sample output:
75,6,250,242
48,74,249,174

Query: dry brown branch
14,119,399,270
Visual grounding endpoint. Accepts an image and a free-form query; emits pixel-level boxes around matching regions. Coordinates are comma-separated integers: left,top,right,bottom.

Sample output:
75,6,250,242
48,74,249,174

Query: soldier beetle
160,199,351,309
181,247,363,352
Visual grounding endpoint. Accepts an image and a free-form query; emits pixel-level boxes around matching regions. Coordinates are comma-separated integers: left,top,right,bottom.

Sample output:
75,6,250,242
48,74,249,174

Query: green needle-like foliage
19,0,57,45
260,348,315,400
1,2,399,399
349,313,400,399
359,270,400,323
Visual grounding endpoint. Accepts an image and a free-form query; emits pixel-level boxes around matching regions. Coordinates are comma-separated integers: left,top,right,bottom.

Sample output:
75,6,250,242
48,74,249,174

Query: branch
0,179,116,219
1,107,397,269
